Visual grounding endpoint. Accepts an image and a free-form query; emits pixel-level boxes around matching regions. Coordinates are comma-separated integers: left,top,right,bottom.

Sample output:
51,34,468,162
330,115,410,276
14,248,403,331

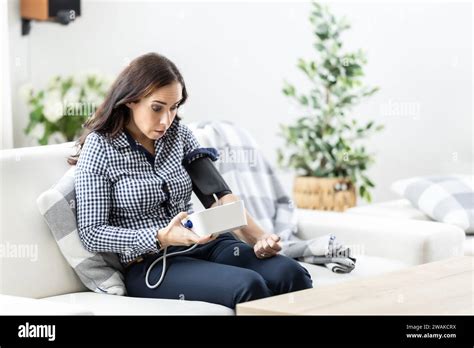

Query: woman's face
126,81,182,140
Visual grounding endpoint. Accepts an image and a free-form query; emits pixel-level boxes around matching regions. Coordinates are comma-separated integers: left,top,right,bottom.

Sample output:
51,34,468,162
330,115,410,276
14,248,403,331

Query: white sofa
0,138,465,315
346,199,473,256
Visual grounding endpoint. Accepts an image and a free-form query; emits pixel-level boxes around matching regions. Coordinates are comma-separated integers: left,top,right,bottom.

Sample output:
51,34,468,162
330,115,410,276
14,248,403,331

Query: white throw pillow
36,167,127,295
391,175,474,234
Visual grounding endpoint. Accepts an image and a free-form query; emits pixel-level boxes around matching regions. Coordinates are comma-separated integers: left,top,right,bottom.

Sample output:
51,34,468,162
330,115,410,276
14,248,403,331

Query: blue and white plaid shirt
75,118,209,265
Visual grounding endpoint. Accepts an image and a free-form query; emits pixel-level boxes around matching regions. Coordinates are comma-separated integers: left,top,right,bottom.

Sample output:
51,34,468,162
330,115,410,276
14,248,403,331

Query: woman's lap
124,233,313,309
208,236,313,295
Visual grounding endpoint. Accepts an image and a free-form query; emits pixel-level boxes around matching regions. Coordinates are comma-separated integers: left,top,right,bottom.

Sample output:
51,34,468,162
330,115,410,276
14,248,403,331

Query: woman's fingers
262,236,279,254
270,234,281,242
261,238,271,253
254,241,264,258
173,211,188,225
186,232,202,245
267,234,282,252
255,241,272,258
254,235,281,258
196,234,216,244
174,226,200,245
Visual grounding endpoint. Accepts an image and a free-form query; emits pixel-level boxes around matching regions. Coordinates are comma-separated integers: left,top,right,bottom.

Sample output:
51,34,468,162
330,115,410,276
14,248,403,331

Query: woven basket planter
293,176,356,212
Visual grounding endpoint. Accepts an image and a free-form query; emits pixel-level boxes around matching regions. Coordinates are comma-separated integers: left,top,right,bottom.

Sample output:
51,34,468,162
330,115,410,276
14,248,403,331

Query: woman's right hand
156,211,217,248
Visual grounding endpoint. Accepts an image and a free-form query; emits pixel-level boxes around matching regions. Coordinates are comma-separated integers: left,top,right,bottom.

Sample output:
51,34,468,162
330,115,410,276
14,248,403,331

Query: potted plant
277,2,384,211
21,72,112,145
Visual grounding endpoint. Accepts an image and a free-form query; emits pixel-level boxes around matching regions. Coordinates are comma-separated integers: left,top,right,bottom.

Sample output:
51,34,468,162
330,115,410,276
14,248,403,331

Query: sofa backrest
0,142,87,298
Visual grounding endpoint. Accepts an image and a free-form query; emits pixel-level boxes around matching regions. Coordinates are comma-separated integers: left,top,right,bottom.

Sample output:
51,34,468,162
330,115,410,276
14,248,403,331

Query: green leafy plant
277,2,384,202
22,72,112,145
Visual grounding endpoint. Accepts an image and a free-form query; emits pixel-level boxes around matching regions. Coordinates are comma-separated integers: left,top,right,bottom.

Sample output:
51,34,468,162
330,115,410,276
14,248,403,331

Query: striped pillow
36,167,126,295
391,175,474,234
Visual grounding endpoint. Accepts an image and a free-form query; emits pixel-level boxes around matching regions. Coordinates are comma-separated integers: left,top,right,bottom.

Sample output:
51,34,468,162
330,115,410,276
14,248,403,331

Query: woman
70,52,312,309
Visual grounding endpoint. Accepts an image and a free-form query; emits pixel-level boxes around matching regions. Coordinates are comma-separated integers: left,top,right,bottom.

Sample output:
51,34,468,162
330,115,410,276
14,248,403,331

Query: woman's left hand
254,233,281,259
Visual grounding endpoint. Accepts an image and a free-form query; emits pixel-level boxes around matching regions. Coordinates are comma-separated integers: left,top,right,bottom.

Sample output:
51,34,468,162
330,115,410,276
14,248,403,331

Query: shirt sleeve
179,122,220,165
75,132,159,255
180,122,201,157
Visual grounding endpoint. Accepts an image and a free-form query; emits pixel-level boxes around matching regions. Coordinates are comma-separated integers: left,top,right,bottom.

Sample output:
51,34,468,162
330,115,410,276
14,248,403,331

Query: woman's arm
180,124,280,257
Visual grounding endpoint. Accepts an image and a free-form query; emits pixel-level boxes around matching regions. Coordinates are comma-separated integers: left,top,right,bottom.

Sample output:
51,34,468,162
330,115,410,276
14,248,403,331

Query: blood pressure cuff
182,148,232,209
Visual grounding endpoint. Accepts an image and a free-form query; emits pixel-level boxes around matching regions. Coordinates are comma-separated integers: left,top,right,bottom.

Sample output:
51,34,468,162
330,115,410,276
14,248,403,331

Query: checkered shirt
75,118,205,265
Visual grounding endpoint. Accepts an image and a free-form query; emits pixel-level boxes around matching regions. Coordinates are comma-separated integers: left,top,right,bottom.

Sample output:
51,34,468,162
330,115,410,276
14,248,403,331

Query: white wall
7,0,472,203
0,0,13,149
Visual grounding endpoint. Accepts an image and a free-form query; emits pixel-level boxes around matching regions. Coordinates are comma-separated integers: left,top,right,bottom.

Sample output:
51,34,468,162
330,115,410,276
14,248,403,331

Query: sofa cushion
0,294,93,315
299,256,408,287
36,166,126,295
391,175,474,233
41,292,234,315
464,236,474,256
346,199,432,221
347,200,472,257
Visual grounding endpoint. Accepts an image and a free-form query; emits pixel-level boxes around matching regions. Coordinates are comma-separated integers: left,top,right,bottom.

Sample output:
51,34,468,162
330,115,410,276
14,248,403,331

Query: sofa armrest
0,294,94,315
295,209,465,265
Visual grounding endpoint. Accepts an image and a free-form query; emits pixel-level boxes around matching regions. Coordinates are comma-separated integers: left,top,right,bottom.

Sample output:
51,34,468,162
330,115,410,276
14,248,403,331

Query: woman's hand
254,233,281,259
211,194,282,258
156,211,217,248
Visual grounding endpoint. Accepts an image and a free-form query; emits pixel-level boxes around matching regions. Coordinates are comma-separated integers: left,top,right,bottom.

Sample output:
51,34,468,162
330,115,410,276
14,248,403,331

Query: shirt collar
122,128,140,150
109,130,130,149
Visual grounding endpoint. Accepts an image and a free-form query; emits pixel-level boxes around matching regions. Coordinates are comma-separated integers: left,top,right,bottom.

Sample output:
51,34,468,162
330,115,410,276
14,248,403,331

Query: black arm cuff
182,148,232,209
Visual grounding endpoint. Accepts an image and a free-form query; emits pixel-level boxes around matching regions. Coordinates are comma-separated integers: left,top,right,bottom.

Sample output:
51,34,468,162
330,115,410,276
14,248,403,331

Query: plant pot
293,176,356,212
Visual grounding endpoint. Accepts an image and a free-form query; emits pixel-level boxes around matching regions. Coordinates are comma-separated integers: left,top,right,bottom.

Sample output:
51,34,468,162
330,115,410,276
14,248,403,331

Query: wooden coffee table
236,256,474,315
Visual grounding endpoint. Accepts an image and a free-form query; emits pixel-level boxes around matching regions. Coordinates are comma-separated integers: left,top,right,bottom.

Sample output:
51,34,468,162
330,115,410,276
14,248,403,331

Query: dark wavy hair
67,52,188,165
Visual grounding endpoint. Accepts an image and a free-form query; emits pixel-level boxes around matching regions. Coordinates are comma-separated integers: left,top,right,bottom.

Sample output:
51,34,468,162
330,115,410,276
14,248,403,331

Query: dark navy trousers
124,232,313,309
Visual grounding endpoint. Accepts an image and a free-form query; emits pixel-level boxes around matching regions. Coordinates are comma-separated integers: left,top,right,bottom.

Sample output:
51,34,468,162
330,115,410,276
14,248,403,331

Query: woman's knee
271,257,313,294
231,270,272,308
